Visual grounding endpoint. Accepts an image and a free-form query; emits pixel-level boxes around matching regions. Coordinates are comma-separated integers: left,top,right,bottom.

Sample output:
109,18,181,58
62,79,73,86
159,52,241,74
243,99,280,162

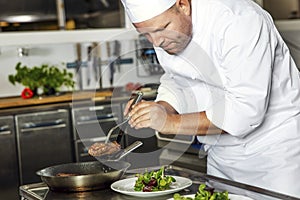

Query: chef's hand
125,100,176,133
124,100,225,136
123,97,138,116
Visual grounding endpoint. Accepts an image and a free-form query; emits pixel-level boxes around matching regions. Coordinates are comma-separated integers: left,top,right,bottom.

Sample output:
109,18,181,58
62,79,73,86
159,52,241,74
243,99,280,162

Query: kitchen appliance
0,115,20,200
15,109,73,185
156,132,207,173
71,103,122,162
36,160,130,192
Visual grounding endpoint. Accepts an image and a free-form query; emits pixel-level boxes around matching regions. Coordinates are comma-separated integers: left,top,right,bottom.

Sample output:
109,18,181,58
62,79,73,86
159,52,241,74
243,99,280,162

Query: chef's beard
164,33,193,55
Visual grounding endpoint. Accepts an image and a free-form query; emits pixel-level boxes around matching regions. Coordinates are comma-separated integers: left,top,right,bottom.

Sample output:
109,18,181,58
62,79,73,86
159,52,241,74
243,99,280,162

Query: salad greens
173,184,230,200
134,166,176,192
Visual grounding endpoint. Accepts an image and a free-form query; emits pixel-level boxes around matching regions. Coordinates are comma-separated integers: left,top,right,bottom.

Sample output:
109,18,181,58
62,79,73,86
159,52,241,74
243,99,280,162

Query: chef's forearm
156,101,178,114
162,111,226,135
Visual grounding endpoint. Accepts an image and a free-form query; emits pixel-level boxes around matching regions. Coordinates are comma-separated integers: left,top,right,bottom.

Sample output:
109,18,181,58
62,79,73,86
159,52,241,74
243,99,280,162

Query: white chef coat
154,0,300,198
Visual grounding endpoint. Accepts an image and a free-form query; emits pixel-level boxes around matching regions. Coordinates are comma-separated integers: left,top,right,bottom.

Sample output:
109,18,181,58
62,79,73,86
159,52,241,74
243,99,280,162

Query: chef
122,0,300,198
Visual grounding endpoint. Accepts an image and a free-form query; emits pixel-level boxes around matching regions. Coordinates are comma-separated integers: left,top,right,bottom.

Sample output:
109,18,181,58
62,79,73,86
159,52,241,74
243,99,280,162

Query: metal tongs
105,91,143,144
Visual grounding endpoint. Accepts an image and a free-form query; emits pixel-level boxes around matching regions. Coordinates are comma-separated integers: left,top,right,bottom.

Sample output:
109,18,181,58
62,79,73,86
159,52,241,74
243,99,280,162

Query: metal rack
134,34,164,77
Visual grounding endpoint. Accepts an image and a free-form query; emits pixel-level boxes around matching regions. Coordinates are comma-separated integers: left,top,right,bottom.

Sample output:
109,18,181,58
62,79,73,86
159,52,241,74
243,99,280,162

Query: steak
88,141,121,156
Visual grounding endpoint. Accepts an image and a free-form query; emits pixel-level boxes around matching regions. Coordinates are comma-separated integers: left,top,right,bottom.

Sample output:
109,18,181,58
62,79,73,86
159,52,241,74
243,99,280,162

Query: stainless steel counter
20,165,300,200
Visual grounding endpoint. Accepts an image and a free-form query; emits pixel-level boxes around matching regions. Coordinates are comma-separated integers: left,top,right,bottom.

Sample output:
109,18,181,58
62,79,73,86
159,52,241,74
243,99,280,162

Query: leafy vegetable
173,184,230,200
134,166,176,192
173,193,194,200
8,62,75,95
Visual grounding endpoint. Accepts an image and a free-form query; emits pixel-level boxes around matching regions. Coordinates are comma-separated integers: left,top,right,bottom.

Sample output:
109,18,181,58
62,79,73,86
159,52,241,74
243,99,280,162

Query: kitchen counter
19,165,300,200
0,88,158,110
0,90,113,110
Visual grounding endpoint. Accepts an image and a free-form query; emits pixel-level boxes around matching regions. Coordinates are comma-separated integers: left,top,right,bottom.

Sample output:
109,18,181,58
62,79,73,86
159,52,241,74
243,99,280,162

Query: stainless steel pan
36,160,130,192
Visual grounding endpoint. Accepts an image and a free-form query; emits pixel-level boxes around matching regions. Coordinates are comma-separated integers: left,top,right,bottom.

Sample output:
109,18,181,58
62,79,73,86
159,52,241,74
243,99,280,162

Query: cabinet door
72,104,122,140
15,109,73,184
0,116,20,200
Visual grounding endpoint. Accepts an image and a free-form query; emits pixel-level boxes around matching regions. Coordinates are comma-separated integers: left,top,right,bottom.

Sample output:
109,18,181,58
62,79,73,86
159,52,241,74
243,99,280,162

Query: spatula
98,140,143,161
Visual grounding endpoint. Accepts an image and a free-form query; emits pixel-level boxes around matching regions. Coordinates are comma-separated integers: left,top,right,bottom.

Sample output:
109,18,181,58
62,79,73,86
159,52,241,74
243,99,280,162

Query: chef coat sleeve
206,11,274,137
155,73,185,114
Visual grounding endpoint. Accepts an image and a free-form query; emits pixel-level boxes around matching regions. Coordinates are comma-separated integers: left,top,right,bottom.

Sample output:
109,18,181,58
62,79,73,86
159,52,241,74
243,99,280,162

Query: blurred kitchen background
0,0,299,97
0,0,163,97
0,1,299,199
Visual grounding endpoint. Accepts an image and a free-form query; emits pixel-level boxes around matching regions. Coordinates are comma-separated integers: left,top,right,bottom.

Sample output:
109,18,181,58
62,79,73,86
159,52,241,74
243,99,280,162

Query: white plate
167,194,255,200
111,176,193,197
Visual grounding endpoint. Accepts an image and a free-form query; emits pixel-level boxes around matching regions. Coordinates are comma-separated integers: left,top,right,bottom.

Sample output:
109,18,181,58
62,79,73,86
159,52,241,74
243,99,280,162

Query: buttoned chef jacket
154,0,300,198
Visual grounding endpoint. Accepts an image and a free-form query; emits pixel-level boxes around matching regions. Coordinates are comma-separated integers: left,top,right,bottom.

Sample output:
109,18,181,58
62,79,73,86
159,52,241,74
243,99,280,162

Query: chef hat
121,0,176,23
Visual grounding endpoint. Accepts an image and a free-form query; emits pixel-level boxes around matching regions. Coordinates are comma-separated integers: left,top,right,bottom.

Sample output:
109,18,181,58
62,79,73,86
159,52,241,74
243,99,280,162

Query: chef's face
134,0,192,55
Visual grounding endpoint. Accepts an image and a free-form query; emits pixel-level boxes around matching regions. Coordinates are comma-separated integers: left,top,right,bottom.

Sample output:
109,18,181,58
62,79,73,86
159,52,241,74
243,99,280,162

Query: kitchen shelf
0,19,298,46
0,28,138,46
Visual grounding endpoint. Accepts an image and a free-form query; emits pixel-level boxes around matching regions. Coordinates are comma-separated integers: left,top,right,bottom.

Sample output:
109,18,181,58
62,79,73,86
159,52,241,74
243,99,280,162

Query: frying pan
36,160,130,192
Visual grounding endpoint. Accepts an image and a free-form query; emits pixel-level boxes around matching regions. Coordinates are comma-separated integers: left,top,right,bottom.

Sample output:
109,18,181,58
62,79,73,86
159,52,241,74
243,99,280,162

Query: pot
36,160,130,192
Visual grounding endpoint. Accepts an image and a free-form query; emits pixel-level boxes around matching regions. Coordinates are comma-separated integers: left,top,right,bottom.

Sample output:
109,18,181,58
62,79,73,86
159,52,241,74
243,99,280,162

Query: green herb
8,62,75,95
173,193,195,200
134,166,176,192
173,184,230,200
